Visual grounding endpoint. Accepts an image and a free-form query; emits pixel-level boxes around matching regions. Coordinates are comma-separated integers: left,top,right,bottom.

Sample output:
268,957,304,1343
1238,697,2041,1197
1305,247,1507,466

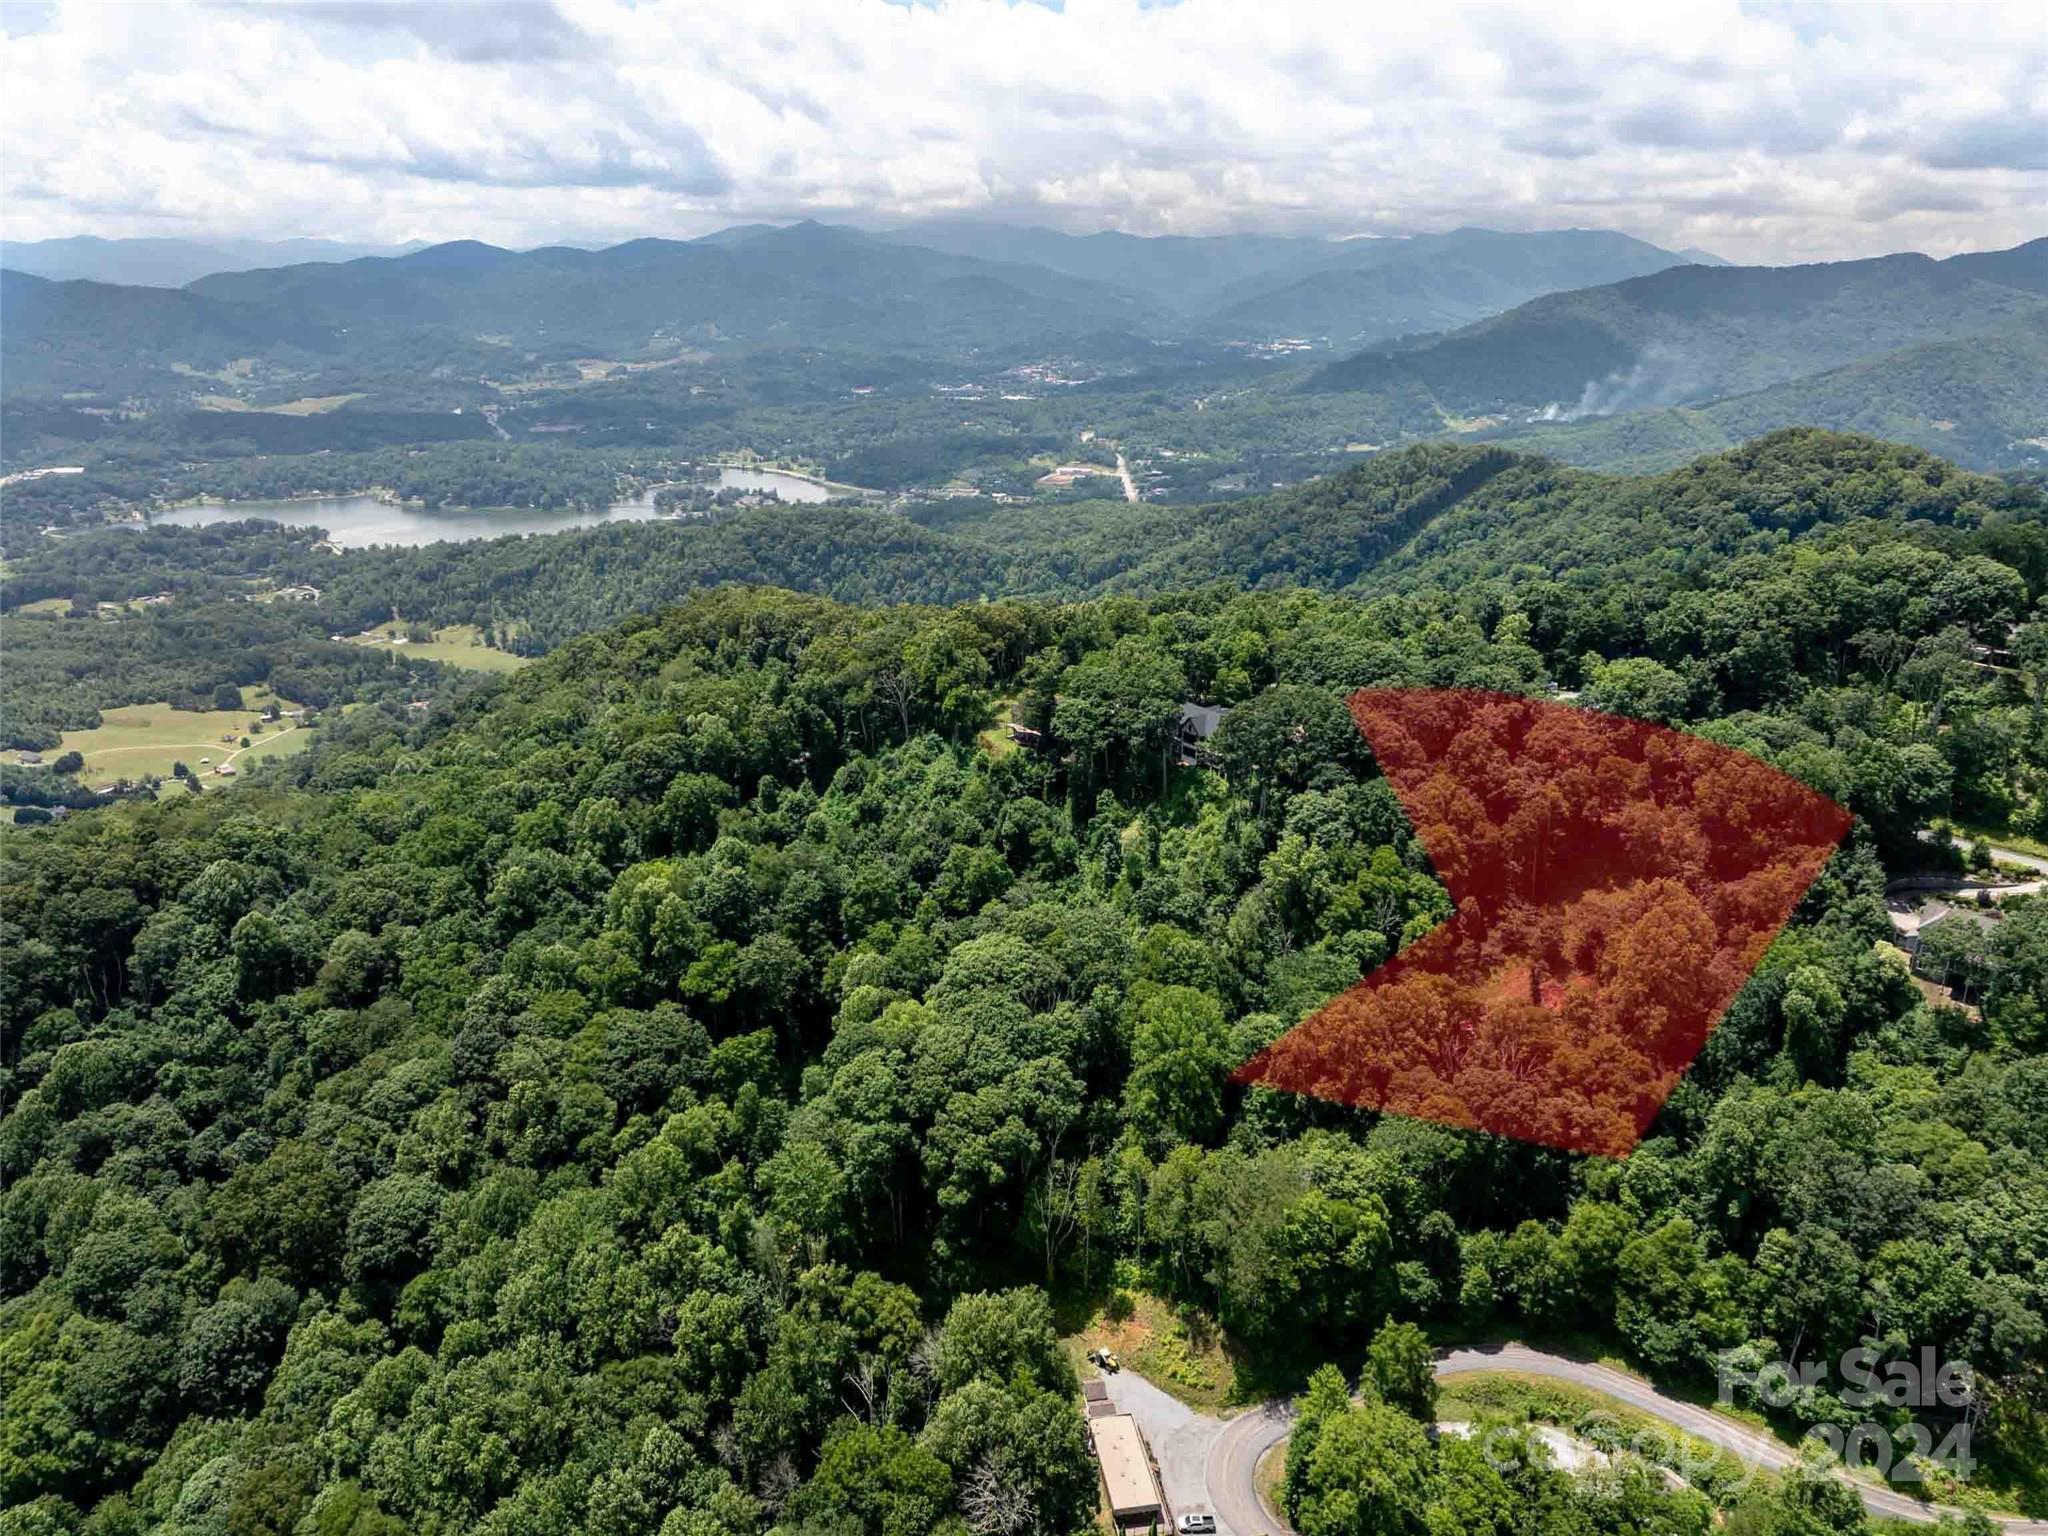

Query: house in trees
1005,698,1050,749
1901,903,2003,1006
1175,701,1231,766
1003,697,1231,767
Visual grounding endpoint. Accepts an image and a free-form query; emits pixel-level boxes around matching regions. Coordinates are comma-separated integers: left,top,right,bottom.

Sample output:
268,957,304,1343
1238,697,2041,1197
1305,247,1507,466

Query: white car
1176,1515,1218,1534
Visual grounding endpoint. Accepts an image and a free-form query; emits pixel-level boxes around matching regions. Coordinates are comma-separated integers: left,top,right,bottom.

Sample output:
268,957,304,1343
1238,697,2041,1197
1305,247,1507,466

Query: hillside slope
5,453,2047,1532
0,269,345,395
1308,238,2048,417
1200,227,1706,346
1474,307,2048,472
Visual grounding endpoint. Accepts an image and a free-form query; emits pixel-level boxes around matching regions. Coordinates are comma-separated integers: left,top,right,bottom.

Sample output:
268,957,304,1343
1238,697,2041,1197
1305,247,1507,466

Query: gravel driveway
1096,1367,1229,1527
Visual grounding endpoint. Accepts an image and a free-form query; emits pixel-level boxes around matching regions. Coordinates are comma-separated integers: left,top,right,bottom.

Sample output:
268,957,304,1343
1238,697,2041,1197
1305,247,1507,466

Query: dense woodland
4,416,2048,1536
12,431,2048,658
5,60,2048,1536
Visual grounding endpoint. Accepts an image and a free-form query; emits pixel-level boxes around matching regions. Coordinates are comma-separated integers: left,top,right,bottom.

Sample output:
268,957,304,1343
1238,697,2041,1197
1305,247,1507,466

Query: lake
147,467,842,547
710,465,837,503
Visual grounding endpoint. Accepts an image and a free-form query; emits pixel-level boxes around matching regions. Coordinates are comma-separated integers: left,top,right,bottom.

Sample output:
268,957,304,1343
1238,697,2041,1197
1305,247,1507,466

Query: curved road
1911,831,2048,879
1203,1345,2048,1535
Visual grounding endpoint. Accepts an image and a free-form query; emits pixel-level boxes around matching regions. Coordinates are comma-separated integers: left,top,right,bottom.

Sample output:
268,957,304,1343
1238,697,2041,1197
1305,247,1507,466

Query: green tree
1292,1398,1432,1536
792,1423,952,1536
1363,1319,1436,1423
1123,984,1234,1148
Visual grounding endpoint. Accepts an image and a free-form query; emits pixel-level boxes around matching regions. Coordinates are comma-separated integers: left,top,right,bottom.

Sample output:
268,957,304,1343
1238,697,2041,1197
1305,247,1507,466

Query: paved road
1194,1345,2048,1535
1915,829,2048,877
1207,1398,1294,1535
1886,834,2044,946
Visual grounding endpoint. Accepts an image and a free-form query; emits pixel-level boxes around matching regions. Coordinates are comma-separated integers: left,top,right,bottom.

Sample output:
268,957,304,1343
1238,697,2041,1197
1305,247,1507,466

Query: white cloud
1,0,2042,262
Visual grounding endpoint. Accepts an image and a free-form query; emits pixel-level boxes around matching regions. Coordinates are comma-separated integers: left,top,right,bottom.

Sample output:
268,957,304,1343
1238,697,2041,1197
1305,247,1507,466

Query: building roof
1091,1413,1161,1520
1920,905,2003,936
1177,702,1228,740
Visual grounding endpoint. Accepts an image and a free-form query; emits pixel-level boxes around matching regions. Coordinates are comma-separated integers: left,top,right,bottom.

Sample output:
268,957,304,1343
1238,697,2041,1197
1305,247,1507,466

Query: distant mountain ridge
0,268,346,393
0,219,1716,398
1309,238,2048,413
874,219,1712,344
1198,228,1707,347
180,220,1174,354
5,223,2040,474
0,235,430,288
0,223,1179,394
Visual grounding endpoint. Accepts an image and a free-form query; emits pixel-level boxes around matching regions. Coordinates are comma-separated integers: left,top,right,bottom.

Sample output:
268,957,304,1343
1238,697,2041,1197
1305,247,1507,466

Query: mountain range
873,220,1714,344
1,224,1174,396
1310,240,2048,412
1289,238,2048,469
0,235,431,288
2,221,2043,473
0,221,1711,397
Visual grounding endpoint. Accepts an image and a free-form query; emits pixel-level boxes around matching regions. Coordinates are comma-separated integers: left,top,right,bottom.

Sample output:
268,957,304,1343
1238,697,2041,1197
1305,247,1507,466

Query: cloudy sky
3,0,2043,264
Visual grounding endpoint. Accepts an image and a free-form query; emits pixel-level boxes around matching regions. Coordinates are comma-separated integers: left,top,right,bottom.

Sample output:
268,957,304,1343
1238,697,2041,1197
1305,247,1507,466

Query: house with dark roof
1175,702,1230,765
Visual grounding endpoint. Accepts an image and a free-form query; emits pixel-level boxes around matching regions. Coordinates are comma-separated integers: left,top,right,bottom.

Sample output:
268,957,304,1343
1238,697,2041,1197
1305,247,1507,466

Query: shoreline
151,485,421,512
115,459,877,532
143,488,625,522
705,460,877,498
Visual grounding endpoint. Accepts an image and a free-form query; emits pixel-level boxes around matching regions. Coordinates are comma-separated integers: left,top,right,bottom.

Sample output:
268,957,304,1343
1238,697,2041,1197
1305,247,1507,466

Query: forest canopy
3,427,2048,1536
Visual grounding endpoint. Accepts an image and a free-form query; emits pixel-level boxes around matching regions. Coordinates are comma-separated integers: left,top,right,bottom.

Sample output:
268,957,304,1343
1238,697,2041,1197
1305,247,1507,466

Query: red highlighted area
1235,689,1851,1157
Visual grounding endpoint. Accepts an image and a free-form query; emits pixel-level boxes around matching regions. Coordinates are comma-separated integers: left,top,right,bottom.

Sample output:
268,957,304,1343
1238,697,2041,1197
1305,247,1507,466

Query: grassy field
55,690,315,787
976,695,1020,758
344,622,530,672
194,391,365,415
14,598,71,615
